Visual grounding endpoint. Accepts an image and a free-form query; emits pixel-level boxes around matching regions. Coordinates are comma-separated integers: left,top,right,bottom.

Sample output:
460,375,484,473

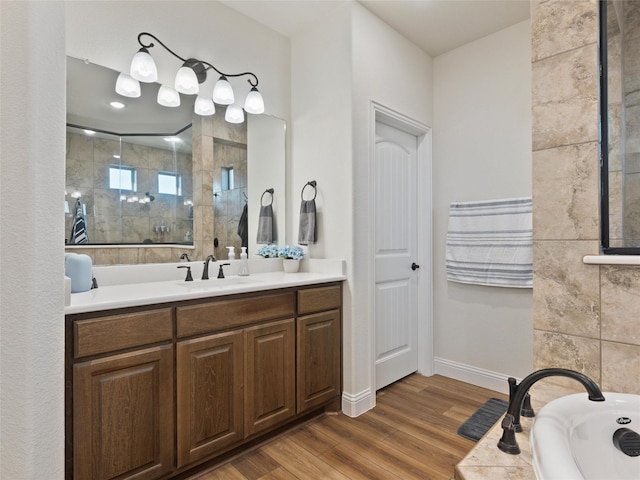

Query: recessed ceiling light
164,137,182,143
110,101,126,109
113,154,121,159
83,129,96,135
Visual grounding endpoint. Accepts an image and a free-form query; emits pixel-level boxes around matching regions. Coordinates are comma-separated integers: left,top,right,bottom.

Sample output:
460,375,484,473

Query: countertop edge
65,272,346,315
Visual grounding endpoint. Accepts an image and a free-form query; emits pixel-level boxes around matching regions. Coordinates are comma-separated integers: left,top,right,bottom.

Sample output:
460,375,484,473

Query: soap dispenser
226,246,235,260
239,247,250,276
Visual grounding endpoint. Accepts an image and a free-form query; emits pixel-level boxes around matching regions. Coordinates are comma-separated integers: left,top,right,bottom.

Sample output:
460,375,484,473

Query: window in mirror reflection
109,165,136,191
221,166,234,191
158,172,182,196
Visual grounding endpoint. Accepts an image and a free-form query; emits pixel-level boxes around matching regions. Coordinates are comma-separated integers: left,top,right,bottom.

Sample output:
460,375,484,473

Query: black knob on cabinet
411,263,420,271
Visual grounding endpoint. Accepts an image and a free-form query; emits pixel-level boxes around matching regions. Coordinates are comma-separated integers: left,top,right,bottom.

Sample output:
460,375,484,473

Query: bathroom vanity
64,266,344,479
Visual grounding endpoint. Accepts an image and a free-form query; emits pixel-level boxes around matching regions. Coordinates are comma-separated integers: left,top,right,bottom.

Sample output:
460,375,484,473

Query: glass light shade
174,66,199,94
130,48,158,83
194,96,216,116
212,76,234,105
115,72,141,98
157,85,180,107
244,87,265,114
225,104,244,124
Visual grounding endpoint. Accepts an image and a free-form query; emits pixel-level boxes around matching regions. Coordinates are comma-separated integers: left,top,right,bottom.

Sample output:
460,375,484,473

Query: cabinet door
73,345,174,480
176,330,244,467
245,319,295,437
297,310,341,414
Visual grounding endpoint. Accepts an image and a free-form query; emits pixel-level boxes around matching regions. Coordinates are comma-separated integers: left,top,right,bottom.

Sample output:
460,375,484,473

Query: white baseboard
341,388,373,417
433,357,516,395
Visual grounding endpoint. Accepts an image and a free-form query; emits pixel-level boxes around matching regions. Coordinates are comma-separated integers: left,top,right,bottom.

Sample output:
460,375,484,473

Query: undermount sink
175,276,259,288
531,392,640,480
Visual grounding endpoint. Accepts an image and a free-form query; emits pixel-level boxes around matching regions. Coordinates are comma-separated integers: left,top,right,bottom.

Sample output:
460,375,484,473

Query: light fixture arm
137,32,259,88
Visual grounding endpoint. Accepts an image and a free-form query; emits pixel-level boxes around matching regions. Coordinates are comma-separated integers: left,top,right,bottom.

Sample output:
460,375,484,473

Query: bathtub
531,392,640,480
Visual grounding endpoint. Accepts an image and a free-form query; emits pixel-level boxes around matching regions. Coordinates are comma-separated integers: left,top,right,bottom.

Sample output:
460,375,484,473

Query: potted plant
278,245,304,273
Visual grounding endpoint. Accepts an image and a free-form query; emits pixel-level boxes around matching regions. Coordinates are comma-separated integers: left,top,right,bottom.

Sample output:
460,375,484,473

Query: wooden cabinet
73,344,174,480
67,283,341,479
297,310,341,414
245,318,296,437
176,330,244,467
297,285,342,414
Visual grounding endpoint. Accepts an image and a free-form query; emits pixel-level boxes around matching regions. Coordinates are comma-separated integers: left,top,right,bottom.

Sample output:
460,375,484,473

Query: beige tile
533,241,600,338
531,0,597,62
601,341,640,394
532,44,599,151
532,142,599,240
600,266,640,346
143,247,173,264
119,248,140,265
94,248,120,266
456,466,536,480
533,330,600,387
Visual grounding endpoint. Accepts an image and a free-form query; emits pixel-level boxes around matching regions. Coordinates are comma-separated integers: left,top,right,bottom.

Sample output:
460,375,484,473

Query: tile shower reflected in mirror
65,126,193,244
603,0,640,251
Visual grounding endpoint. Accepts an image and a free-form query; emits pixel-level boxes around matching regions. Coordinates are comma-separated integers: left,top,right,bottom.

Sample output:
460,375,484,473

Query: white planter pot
282,259,300,273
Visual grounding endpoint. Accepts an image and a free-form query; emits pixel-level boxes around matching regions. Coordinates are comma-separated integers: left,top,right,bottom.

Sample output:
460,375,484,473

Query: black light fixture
115,32,264,121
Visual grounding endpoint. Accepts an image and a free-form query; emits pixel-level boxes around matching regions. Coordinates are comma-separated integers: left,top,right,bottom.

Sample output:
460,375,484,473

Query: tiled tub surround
66,258,345,314
532,0,640,398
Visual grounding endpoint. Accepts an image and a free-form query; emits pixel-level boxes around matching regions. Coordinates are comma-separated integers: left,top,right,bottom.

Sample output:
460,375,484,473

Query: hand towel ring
261,188,274,206
301,180,317,201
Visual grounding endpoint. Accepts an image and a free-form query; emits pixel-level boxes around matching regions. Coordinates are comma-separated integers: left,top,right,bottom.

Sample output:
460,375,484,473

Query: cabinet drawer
177,292,295,338
297,285,341,315
74,308,173,358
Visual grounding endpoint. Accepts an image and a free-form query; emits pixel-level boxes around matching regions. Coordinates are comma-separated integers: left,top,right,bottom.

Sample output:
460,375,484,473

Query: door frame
369,101,433,398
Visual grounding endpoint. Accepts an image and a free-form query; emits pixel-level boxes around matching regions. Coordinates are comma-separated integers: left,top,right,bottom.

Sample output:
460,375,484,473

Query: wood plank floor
189,374,508,480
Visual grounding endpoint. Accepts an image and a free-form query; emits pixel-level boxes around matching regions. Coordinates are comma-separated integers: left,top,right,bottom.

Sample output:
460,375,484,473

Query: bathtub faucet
497,368,605,455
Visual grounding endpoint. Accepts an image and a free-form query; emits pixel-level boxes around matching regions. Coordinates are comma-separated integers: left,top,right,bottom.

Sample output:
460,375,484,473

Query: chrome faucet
497,368,605,455
202,255,217,280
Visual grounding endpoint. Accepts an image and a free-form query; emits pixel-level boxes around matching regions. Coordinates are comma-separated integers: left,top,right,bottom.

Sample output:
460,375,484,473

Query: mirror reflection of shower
603,0,640,250
65,125,193,245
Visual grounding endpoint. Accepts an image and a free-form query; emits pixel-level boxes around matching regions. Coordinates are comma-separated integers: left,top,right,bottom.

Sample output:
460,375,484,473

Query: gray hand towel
238,202,248,248
256,204,276,244
298,199,317,245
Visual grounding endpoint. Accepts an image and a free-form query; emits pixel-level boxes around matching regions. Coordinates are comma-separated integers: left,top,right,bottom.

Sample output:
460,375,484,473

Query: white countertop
65,259,345,315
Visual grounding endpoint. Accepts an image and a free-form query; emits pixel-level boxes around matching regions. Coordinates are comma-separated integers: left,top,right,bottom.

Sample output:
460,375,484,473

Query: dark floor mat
457,397,509,442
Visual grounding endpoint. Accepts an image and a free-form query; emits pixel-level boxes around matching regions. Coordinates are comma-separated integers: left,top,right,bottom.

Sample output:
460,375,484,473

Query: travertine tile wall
192,108,247,261
532,0,639,394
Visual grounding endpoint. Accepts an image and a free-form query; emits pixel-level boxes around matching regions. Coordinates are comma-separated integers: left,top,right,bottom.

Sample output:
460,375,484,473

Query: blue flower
278,245,304,260
257,244,279,258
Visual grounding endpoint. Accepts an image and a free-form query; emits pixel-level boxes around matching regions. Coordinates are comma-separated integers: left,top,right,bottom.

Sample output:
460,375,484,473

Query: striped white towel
446,197,532,288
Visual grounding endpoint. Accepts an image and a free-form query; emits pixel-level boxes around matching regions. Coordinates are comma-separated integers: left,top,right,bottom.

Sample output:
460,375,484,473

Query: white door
374,121,419,390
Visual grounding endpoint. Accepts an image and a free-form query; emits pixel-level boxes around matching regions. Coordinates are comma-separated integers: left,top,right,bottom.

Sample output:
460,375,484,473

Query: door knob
411,262,420,271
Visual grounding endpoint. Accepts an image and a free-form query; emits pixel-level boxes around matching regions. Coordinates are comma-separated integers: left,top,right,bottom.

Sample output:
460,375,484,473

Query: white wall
290,2,433,415
1,1,66,477
350,2,433,412
432,20,533,390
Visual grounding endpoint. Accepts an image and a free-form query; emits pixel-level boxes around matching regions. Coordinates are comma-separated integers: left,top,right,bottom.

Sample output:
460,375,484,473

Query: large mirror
65,57,285,258
600,0,640,254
